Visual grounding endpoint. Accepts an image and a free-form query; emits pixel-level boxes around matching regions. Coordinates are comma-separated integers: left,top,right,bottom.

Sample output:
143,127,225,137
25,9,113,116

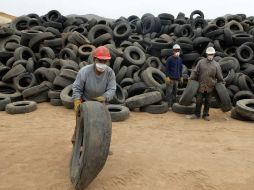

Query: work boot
203,116,210,121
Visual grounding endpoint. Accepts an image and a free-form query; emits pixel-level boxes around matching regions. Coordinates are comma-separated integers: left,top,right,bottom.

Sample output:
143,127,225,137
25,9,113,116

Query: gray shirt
72,64,116,102
190,58,224,93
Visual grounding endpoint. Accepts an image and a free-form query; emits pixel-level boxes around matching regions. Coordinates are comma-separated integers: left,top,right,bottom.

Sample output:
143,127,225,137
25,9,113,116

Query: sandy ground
0,103,254,190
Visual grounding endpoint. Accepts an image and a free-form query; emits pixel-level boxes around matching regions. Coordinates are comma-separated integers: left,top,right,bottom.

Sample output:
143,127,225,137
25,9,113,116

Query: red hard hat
93,46,111,60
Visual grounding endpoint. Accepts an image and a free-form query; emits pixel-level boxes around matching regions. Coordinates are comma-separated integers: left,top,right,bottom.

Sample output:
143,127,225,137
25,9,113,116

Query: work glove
92,96,106,103
74,99,81,112
165,77,171,85
179,77,183,85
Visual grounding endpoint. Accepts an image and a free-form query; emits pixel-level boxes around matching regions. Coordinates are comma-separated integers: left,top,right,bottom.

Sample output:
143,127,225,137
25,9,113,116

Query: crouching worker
71,46,116,143
189,47,224,121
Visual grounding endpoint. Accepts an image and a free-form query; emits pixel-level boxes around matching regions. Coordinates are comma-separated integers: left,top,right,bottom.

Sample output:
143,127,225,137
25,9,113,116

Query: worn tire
215,83,232,112
0,97,11,111
235,99,254,121
107,104,130,122
70,101,111,190
172,102,196,114
125,91,162,110
179,80,199,106
60,84,73,109
140,101,168,114
6,101,37,114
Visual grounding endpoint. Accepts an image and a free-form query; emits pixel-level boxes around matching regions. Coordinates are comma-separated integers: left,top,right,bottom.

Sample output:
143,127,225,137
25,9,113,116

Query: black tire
0,82,22,102
6,101,37,114
29,32,55,51
25,91,49,103
120,78,134,88
126,65,139,78
233,91,254,105
59,48,77,61
113,57,124,74
88,24,113,43
14,46,36,61
141,67,166,89
48,90,61,99
107,104,130,122
115,66,127,84
140,101,168,114
128,82,147,97
125,91,162,110
50,98,63,106
22,81,52,98
215,83,232,112
179,80,199,106
70,101,111,190
238,74,253,91
60,84,73,109
172,102,196,114
113,22,131,40
235,99,254,121
230,108,253,121
13,72,37,92
109,84,125,104
0,97,11,111
123,46,146,66
53,76,73,89
145,56,163,70
2,64,26,82
60,69,78,81
235,45,254,63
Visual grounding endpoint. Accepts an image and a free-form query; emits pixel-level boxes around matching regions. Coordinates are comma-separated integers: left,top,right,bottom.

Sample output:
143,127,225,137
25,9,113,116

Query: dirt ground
0,103,254,190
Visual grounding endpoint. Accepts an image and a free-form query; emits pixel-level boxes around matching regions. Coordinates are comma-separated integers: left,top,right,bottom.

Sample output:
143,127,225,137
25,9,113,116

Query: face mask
175,52,180,57
207,55,214,61
95,63,107,72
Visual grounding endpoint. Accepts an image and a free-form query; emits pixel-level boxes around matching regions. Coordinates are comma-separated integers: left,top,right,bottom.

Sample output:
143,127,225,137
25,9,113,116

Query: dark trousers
195,91,212,117
166,80,178,107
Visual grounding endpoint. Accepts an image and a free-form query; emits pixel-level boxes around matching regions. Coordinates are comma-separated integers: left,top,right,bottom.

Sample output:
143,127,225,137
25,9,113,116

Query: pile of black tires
0,10,253,120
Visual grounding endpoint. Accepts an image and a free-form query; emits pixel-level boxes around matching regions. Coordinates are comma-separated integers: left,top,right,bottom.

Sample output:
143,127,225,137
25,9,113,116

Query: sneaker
203,116,210,121
186,114,200,119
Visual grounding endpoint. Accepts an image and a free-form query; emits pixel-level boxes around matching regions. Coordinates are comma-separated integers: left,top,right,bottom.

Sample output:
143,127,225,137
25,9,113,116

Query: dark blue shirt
165,56,183,80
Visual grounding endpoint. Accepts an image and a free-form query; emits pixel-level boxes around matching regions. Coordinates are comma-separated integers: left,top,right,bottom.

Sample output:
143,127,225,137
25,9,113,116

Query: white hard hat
206,47,216,54
173,44,181,50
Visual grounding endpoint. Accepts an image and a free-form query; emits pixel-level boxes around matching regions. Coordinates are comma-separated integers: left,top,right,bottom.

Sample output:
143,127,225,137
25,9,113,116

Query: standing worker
71,46,116,142
165,44,183,107
189,47,224,121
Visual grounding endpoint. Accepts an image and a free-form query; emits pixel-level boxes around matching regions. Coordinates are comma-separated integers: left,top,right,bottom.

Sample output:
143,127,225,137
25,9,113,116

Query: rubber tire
6,101,37,114
60,84,73,109
0,97,11,111
215,83,232,112
70,101,111,190
172,102,196,114
50,98,63,106
140,101,168,114
107,104,130,122
236,99,254,120
125,91,162,110
179,80,199,106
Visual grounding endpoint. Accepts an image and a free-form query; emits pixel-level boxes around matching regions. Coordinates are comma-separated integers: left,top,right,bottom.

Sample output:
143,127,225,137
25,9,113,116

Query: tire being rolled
70,101,112,190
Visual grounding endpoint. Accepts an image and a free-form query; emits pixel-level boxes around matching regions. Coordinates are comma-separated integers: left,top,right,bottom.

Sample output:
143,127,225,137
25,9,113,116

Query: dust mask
175,52,180,57
96,63,107,72
207,55,214,61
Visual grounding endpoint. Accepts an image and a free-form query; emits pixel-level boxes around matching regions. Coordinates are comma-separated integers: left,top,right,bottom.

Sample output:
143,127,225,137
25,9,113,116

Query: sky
1,0,254,20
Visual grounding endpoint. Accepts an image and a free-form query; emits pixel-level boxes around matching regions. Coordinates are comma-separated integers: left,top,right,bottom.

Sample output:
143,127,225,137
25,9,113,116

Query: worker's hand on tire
74,99,81,112
165,77,171,85
92,96,106,103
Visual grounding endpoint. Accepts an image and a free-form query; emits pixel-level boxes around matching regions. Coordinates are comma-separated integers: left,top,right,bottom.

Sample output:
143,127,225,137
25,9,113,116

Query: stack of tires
0,10,253,120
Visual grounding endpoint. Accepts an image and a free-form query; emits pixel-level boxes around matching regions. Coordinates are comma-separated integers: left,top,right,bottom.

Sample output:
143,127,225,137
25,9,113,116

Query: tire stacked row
0,10,253,120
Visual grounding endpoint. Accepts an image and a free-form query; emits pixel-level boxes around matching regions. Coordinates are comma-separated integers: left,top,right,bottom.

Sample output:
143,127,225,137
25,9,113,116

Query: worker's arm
72,68,85,100
103,70,117,102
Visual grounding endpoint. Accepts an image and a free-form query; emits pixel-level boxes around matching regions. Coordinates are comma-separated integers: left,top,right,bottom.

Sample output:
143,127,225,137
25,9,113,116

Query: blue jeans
166,80,178,107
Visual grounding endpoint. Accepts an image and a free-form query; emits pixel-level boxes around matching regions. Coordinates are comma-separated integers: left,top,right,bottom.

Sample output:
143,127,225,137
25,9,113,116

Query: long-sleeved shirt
190,58,224,93
165,56,183,80
72,64,116,102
